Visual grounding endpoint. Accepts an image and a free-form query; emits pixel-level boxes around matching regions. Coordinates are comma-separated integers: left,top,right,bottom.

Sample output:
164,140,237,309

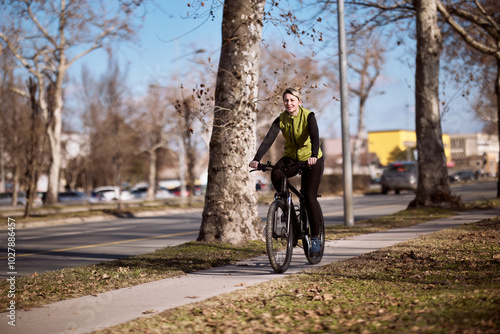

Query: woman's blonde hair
282,87,302,101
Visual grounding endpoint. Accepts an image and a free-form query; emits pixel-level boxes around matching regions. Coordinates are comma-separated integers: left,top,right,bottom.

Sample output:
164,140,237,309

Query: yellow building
367,130,451,166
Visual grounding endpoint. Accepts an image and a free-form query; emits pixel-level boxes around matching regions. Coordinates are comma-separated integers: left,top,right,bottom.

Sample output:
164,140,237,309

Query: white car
92,186,122,202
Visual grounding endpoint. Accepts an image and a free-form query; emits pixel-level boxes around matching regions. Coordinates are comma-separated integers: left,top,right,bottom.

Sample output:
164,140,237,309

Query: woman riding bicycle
249,87,324,257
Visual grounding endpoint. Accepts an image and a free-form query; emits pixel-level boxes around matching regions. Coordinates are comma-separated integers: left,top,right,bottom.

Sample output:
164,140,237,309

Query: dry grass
96,217,500,334
0,200,498,333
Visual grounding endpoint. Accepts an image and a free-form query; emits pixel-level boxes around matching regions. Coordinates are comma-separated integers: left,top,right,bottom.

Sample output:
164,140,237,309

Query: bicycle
251,161,325,274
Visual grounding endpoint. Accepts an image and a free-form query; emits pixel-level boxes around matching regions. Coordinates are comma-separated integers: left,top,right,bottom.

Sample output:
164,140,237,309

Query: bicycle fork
283,193,293,239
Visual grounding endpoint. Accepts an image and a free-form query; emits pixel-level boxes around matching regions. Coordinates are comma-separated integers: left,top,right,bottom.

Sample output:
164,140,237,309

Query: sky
70,1,485,139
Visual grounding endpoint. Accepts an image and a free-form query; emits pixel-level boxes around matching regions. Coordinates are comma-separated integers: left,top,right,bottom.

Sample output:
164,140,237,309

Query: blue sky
70,1,484,138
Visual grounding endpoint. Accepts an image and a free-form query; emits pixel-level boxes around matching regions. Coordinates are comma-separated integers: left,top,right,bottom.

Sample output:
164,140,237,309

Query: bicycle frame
259,162,309,245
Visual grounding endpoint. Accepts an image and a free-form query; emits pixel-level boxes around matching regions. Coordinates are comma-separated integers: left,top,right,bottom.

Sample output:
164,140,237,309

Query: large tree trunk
409,0,458,208
45,104,63,204
198,0,266,244
25,77,43,218
43,71,65,205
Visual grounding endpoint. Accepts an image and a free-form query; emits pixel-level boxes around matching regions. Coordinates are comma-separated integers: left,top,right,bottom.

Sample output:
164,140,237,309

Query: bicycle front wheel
266,199,294,274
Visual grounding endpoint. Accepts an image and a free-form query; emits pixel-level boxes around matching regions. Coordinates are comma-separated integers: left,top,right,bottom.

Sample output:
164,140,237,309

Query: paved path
3,209,499,334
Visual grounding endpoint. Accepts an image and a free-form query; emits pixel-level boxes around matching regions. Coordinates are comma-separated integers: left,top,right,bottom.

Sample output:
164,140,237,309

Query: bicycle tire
303,206,325,265
266,199,294,273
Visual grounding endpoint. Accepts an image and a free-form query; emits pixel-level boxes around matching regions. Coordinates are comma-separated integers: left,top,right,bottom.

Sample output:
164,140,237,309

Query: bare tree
0,50,30,206
409,0,457,207
319,0,462,207
174,95,211,205
472,64,497,134
132,85,173,201
348,37,385,173
0,0,143,204
436,0,500,196
24,77,46,217
197,0,266,244
80,61,142,203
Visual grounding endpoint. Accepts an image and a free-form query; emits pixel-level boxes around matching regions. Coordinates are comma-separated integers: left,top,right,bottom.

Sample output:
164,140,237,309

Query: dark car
0,192,42,206
449,170,477,183
169,185,203,197
58,191,98,204
380,161,418,194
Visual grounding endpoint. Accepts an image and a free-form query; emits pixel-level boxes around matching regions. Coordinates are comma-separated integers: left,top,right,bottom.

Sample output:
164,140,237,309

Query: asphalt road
1,180,496,278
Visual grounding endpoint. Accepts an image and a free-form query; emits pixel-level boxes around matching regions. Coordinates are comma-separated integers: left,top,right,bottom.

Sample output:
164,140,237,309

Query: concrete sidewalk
3,208,499,334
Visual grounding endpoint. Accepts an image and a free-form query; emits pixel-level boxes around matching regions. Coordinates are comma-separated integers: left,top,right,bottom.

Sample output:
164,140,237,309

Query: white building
449,133,498,176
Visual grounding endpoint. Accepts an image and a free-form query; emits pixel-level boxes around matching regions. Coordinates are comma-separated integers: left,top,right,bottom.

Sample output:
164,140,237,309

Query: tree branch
437,0,499,57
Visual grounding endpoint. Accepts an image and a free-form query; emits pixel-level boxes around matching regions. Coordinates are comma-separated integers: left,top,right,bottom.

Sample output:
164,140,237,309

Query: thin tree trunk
147,151,157,201
198,0,266,244
25,77,42,218
11,165,20,207
353,99,367,174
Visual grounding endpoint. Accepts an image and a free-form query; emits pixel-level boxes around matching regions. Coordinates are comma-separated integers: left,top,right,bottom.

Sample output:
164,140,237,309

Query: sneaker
311,237,321,257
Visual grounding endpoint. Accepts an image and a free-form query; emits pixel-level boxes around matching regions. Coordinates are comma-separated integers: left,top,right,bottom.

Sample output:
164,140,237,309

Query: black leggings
271,156,324,237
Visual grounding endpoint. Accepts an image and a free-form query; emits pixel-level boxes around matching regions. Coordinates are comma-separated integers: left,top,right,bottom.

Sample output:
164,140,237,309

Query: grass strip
95,217,500,334
0,200,497,312
0,241,266,310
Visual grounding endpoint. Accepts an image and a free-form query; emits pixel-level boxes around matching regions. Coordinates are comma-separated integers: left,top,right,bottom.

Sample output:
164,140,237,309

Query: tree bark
198,0,266,244
45,107,63,204
147,150,157,201
409,0,458,208
24,77,43,218
496,58,500,197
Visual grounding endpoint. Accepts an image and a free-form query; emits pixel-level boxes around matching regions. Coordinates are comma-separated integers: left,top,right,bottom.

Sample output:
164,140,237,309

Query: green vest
279,107,323,161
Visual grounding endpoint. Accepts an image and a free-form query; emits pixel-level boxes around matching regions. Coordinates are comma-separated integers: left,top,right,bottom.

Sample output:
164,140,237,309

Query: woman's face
283,93,302,116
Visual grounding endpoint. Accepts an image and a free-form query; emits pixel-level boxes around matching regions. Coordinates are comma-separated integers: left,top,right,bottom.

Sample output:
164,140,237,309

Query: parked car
58,191,98,204
169,185,203,197
448,170,477,183
380,161,418,194
0,192,42,206
126,186,174,200
92,186,121,202
256,180,267,191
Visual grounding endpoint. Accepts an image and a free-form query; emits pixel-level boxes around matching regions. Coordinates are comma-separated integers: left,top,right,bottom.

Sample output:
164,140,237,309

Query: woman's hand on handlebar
249,160,259,169
307,157,317,166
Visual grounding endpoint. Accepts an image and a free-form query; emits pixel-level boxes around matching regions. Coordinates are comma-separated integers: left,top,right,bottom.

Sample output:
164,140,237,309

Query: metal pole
337,0,354,226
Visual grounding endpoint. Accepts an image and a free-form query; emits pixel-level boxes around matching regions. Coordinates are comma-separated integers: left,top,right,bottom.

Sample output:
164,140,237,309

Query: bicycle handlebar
250,161,310,174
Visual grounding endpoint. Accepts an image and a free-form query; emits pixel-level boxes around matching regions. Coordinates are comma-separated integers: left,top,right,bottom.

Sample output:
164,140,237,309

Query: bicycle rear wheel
266,199,294,273
303,206,325,265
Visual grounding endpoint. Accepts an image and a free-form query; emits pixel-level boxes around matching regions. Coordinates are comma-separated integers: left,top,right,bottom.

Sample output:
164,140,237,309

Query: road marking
0,231,198,259
20,226,130,240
